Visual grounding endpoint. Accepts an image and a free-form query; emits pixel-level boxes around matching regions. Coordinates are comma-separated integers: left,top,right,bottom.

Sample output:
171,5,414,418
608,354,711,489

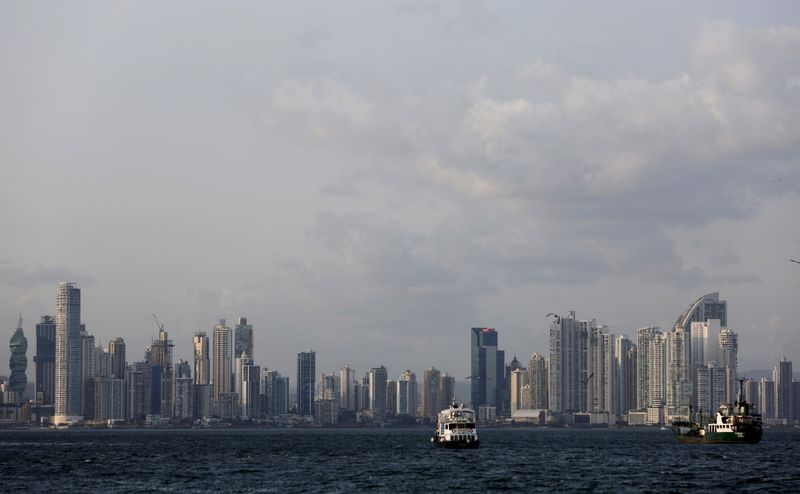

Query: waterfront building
510,368,528,414
234,317,253,360
718,329,738,404
149,328,173,417
212,320,232,403
262,370,289,416
192,332,210,385
666,327,690,408
614,335,636,416
439,373,455,410
369,366,388,420
774,357,793,420
648,333,667,407
339,365,356,412
34,315,56,405
358,373,370,413
173,360,193,420
422,367,441,421
126,361,150,422
108,337,126,380
759,379,775,419
296,350,315,417
470,327,506,414
193,384,212,419
240,362,261,419
696,362,726,414
55,282,83,424
548,312,587,413
528,353,548,410
586,322,613,414
9,315,28,397
80,329,96,416
636,327,660,410
235,352,253,407
743,379,760,409
386,379,397,417
397,370,417,416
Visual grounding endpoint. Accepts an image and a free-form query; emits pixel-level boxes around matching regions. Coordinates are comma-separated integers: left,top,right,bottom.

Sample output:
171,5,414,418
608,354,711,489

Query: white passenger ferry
431,402,479,448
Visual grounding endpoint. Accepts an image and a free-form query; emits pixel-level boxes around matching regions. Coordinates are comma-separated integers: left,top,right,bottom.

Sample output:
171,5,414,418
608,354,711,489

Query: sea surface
1,427,798,492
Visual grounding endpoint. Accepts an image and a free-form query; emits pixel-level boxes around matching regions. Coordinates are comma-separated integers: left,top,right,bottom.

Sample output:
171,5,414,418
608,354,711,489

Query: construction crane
152,313,165,333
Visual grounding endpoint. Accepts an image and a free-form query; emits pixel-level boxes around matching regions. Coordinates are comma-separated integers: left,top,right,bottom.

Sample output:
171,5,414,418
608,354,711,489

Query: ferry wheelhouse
431,402,479,449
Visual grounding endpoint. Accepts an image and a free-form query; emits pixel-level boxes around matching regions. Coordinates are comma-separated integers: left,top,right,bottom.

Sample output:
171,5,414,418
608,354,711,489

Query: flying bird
790,259,800,265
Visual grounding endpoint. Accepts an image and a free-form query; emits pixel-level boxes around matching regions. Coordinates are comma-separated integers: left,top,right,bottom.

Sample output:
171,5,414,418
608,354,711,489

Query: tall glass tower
470,327,505,413
35,315,56,405
296,350,315,417
55,282,83,424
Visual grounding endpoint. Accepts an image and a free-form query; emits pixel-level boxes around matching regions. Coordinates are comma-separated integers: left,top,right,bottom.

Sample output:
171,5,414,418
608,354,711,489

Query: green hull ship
671,379,762,444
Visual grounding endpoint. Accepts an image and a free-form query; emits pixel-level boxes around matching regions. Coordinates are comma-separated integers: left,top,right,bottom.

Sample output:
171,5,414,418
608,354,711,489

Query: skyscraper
193,332,210,385
528,353,548,410
548,313,587,413
666,326,691,409
510,368,528,414
108,337,126,380
339,365,356,412
173,359,193,420
422,367,442,421
648,332,667,408
369,365,388,420
212,320,232,403
9,315,28,396
774,357,792,420
80,329,96,416
296,350,315,417
636,327,660,410
439,373,455,411
613,335,636,416
718,329,738,404
35,315,56,405
397,369,417,416
234,317,253,359
55,282,83,424
470,327,505,413
149,328,173,417
586,322,612,414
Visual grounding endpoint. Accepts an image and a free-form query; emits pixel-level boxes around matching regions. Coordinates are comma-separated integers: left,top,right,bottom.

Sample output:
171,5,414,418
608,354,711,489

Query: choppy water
1,427,798,492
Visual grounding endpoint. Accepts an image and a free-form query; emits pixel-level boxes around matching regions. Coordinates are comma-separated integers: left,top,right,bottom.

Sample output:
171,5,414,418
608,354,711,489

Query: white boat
431,402,479,448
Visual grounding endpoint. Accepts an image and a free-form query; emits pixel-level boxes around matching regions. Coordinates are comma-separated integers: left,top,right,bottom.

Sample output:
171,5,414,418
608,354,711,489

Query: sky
2,1,799,383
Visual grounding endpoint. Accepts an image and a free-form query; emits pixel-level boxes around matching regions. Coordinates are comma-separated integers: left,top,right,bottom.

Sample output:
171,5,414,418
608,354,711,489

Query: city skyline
2,2,799,383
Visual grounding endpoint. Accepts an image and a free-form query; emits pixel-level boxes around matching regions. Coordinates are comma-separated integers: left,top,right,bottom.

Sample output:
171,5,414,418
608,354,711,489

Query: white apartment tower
55,282,83,424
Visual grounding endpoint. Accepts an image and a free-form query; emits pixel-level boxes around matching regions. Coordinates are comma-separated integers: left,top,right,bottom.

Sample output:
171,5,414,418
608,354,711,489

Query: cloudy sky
2,1,799,382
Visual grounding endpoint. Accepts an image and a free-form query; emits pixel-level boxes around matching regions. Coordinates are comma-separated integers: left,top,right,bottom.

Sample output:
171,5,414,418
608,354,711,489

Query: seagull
790,259,800,265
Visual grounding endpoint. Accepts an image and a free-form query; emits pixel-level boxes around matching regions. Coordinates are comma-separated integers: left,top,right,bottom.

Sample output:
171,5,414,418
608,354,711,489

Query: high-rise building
636,327,660,410
648,333,667,408
422,367,442,421
666,327,690,409
397,370,417,416
613,335,636,416
80,329,96,416
586,322,613,414
674,292,727,333
55,282,83,424
774,357,792,420
240,361,261,419
296,350,315,417
173,359,192,420
759,378,775,419
470,327,506,413
386,379,397,417
193,332,210,385
439,373,455,411
510,368,529,414
212,320,232,403
718,329,738,404
149,328,173,417
359,373,370,412
528,353,548,410
696,362,726,414
9,315,28,396
34,315,56,405
548,312,588,413
369,366,388,420
262,370,289,416
108,337,126,380
235,352,253,407
234,317,253,360
339,365,356,412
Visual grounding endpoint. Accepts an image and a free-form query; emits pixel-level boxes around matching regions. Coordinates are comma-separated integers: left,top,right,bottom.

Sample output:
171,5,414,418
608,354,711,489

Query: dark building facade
296,351,315,417
470,327,506,413
35,315,56,405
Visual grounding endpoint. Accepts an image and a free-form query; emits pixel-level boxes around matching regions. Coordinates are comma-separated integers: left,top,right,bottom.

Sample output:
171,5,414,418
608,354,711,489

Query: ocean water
1,427,798,492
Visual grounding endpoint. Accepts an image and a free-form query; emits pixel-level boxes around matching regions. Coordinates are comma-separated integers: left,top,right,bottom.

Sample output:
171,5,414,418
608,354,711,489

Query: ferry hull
676,430,762,444
433,438,480,449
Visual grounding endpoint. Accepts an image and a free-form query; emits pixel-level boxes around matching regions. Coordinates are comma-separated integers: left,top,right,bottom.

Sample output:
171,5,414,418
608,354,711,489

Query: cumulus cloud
0,261,94,290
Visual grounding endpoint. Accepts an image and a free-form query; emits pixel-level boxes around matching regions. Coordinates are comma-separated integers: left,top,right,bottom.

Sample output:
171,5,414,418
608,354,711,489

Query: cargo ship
671,379,762,444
